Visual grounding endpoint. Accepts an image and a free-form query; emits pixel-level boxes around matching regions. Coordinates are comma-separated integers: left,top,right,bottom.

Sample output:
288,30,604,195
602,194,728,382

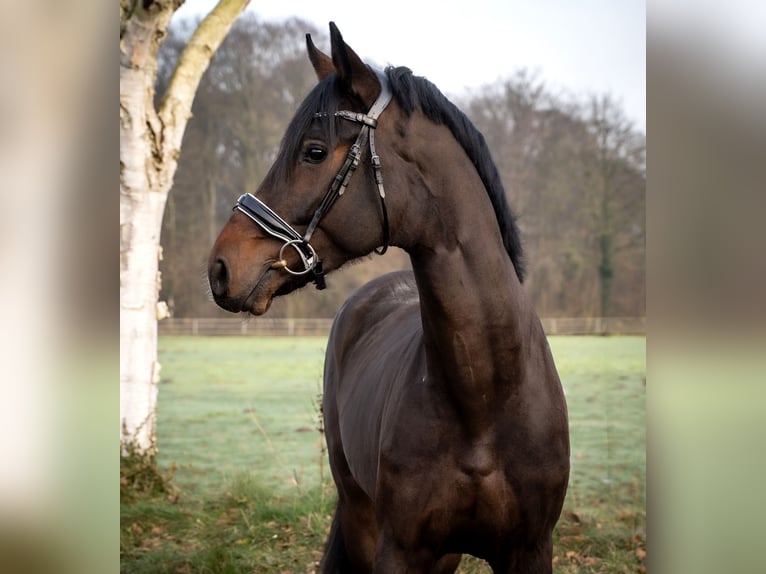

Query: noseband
233,69,393,290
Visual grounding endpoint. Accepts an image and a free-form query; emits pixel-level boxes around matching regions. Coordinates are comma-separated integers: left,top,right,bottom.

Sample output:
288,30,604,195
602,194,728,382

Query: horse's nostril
210,258,229,298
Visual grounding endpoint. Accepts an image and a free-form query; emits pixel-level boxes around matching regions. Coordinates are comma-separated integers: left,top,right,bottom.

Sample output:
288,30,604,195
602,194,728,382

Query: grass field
121,335,645,573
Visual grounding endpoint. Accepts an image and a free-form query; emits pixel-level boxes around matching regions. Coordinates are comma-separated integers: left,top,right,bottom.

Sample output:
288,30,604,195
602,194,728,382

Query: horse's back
323,270,425,496
325,270,422,375
330,269,418,338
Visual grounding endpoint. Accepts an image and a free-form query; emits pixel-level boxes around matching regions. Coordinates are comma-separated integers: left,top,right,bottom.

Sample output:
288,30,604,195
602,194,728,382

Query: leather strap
234,68,393,290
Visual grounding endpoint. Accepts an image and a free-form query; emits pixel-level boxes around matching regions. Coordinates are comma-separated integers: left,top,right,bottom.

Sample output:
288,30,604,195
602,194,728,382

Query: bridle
233,69,393,291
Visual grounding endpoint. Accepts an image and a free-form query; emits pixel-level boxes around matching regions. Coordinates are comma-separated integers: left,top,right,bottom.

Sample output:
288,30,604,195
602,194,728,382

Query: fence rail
159,316,645,337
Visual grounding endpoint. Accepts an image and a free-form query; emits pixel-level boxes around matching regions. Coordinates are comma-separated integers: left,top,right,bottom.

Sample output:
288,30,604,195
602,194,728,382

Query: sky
176,0,646,132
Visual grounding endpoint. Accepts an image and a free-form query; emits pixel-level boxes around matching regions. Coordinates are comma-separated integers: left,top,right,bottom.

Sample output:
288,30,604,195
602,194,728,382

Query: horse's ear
328,22,380,107
306,34,335,81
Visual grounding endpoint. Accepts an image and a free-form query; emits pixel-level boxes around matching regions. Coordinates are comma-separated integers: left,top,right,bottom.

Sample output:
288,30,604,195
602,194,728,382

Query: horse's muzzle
209,258,229,300
208,256,252,313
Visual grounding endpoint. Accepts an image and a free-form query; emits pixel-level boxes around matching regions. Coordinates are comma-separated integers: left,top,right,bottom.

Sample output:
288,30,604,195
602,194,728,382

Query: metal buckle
278,239,318,276
234,194,320,277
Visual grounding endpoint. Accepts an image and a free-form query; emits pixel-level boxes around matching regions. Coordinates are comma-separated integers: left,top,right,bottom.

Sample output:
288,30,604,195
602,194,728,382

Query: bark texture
120,0,249,451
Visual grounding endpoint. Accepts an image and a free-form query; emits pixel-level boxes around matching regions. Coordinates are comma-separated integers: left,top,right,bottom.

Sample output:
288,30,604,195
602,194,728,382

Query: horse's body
208,23,569,573
324,270,568,572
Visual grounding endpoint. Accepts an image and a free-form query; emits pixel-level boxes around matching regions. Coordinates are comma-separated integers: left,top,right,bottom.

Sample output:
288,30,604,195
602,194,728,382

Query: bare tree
583,95,646,317
120,0,249,453
465,80,645,318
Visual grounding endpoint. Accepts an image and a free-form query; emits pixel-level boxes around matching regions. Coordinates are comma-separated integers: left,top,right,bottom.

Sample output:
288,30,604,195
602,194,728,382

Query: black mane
386,67,525,281
274,66,525,281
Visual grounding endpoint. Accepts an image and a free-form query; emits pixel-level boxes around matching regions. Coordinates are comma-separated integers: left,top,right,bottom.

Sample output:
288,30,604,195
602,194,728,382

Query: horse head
208,23,406,315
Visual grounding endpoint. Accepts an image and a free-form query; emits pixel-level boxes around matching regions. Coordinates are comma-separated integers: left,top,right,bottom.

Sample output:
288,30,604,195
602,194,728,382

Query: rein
233,69,393,290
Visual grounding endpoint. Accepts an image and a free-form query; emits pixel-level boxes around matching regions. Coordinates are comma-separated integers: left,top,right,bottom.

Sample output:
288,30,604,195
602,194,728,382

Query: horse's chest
455,452,519,527
378,447,520,551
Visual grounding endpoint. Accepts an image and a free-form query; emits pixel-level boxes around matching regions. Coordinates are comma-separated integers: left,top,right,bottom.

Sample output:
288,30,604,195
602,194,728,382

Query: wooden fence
159,316,645,337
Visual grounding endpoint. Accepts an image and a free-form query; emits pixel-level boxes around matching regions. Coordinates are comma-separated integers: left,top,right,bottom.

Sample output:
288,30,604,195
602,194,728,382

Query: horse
208,22,569,573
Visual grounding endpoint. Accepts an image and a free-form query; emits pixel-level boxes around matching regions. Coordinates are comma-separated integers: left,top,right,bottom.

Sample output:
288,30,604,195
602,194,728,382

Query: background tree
120,0,250,453
157,17,645,322
465,77,645,317
582,94,646,317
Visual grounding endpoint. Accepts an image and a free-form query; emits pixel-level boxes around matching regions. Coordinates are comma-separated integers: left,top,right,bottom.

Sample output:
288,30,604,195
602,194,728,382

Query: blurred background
159,1,646,322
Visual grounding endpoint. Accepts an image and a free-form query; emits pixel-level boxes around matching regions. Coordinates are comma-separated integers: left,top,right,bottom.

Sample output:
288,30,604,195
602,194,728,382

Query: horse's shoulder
341,270,418,315
329,270,419,345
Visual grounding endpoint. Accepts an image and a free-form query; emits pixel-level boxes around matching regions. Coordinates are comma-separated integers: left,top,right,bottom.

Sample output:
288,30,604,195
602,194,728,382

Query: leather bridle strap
369,118,390,255
234,68,393,290
304,69,392,254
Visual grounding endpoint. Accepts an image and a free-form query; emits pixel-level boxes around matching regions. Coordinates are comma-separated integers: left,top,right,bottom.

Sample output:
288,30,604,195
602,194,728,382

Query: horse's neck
411,240,531,418
406,143,535,436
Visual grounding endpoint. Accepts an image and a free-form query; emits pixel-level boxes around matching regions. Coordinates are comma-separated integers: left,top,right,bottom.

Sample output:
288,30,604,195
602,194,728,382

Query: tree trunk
120,0,249,453
120,0,176,452
120,188,169,450
598,232,614,317
597,157,613,318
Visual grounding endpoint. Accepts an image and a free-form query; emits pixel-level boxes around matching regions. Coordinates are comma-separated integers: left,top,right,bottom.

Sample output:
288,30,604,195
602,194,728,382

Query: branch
158,0,250,153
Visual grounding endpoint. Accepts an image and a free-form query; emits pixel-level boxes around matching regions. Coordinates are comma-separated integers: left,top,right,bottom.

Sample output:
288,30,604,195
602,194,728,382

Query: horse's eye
304,145,328,164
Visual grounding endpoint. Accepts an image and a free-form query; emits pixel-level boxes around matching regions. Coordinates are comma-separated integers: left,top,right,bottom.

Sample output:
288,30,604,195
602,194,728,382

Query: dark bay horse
208,22,569,573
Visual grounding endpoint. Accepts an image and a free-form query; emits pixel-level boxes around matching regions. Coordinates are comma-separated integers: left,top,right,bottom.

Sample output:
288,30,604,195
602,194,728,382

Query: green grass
546,336,646,573
122,335,645,573
155,337,328,495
